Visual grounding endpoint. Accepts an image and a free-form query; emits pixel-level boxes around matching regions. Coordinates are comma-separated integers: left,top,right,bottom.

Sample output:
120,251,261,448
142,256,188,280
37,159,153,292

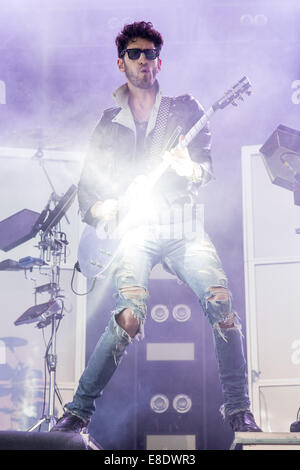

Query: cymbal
2,127,71,150
0,337,28,350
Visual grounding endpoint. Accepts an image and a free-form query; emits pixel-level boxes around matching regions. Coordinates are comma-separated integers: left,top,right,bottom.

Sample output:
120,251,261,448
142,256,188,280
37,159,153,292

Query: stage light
172,304,191,322
254,14,268,26
146,434,196,450
259,125,300,205
172,394,192,414
150,304,169,323
146,343,195,361
240,14,268,27
240,14,254,26
150,394,169,414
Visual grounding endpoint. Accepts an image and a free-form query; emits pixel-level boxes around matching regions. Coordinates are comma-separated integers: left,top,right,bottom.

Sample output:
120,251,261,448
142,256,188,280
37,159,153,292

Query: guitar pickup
90,260,103,268
99,249,112,256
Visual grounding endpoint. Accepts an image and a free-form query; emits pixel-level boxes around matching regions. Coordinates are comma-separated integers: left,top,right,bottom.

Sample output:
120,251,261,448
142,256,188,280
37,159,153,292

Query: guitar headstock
213,76,252,110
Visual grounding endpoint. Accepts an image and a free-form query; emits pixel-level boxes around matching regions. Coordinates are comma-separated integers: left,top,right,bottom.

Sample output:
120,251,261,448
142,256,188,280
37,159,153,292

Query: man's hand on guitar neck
90,199,119,221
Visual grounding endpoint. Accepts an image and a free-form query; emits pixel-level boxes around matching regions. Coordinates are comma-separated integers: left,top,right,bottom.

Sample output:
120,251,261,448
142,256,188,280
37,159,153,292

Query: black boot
50,412,88,433
229,410,262,432
290,420,300,432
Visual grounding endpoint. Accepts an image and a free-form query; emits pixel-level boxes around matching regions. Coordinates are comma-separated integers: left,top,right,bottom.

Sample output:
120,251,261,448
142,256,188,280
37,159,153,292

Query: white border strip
241,145,261,414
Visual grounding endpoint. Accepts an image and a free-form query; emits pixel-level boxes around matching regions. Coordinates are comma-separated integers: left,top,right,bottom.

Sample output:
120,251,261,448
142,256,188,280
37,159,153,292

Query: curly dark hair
115,21,163,58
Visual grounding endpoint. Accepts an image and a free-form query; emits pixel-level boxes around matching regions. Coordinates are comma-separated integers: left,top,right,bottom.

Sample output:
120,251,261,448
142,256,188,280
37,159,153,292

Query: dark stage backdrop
86,278,233,450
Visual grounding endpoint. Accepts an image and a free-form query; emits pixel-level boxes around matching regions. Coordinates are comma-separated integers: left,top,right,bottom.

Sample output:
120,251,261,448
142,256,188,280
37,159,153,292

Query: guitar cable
70,261,97,296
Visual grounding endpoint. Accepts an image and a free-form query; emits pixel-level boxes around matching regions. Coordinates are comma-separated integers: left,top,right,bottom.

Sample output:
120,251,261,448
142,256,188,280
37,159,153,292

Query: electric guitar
77,76,252,279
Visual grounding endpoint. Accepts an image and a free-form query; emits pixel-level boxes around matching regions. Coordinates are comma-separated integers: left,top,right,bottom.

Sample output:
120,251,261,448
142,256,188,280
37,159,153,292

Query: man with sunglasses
51,21,261,441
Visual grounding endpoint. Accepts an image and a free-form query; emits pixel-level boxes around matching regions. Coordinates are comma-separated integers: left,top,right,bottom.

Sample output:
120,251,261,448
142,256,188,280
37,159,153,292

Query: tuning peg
238,95,244,101
231,101,238,106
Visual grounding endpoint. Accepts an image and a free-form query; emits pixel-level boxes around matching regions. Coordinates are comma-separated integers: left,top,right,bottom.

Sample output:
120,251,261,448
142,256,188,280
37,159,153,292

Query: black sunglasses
120,48,160,60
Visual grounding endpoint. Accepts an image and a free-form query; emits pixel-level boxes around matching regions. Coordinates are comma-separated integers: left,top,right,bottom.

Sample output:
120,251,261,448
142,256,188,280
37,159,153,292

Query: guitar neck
147,105,216,186
178,106,215,150
145,76,252,186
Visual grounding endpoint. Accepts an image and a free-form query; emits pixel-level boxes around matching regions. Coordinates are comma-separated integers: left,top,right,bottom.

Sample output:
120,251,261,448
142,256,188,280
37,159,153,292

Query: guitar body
77,175,152,279
77,223,119,279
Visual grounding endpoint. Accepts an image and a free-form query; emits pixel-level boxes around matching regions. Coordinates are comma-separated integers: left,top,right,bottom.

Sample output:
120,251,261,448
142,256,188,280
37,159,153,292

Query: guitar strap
146,96,184,207
148,96,173,161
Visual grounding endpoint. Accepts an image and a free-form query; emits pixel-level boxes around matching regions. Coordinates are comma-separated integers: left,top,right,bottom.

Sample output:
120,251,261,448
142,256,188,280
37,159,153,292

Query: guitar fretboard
178,106,214,150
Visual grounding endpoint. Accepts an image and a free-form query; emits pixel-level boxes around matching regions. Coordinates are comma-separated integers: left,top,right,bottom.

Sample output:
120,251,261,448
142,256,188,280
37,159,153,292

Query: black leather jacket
78,86,214,226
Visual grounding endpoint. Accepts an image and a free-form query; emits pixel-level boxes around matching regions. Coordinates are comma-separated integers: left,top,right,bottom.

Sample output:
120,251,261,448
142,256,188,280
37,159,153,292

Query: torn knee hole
119,286,147,300
218,312,236,329
116,308,141,338
208,286,229,302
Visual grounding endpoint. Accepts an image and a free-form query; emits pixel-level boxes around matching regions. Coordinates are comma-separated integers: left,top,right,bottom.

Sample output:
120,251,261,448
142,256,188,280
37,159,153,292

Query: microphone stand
27,219,67,432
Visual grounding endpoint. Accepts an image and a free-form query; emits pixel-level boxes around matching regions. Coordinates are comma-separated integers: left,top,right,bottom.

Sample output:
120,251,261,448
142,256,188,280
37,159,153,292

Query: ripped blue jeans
65,223,250,422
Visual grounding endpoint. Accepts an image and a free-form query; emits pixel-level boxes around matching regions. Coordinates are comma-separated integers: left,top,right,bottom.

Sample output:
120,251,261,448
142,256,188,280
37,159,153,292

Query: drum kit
0,128,77,431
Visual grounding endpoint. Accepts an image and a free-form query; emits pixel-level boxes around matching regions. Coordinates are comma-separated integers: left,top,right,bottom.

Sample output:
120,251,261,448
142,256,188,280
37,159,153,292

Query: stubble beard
124,63,158,90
